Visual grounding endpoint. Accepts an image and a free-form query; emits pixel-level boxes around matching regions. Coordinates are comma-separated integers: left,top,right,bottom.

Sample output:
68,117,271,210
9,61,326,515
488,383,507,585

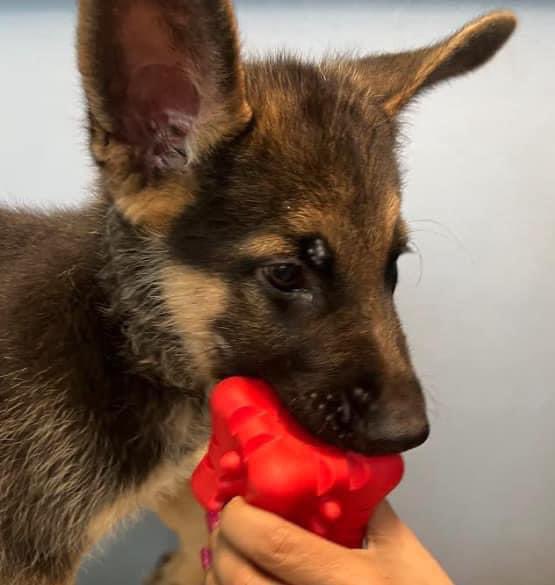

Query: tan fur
147,547,206,585
161,265,230,385
87,448,205,544
397,220,410,247
0,5,516,584
150,482,208,585
384,11,517,115
383,195,402,239
253,85,298,136
287,206,346,242
78,0,253,230
117,179,197,234
90,129,197,234
238,234,294,258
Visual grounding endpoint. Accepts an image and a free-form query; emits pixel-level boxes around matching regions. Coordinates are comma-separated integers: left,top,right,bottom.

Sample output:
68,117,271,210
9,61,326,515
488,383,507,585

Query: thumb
367,500,406,543
219,497,381,585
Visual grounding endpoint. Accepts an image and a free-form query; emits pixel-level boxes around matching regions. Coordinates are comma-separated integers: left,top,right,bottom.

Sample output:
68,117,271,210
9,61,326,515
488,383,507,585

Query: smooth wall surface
0,2,553,584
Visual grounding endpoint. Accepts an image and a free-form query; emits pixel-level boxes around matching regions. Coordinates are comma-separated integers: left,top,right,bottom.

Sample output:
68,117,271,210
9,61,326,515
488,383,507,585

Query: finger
219,497,369,585
212,532,283,585
205,569,217,585
367,500,405,545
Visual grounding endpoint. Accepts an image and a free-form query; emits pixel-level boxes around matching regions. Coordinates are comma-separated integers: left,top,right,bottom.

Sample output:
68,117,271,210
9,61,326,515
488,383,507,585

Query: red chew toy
191,377,404,548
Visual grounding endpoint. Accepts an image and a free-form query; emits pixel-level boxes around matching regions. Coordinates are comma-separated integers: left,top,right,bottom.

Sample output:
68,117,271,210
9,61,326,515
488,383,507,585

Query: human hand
204,497,454,585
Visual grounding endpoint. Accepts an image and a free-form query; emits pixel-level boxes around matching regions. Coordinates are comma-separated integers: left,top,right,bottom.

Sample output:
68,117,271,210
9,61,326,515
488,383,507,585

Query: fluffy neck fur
98,205,200,393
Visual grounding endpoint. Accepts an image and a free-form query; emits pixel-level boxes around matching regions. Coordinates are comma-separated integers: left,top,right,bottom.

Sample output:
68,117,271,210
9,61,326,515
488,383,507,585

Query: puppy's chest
87,442,208,547
163,400,211,462
145,442,208,506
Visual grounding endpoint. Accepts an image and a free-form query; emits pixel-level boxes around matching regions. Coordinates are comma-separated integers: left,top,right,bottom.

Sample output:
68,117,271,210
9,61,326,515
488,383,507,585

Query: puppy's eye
385,257,399,292
261,263,306,293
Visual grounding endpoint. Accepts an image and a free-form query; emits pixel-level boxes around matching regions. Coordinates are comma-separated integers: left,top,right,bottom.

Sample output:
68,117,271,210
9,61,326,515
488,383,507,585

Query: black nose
330,378,429,456
334,381,378,433
365,420,430,454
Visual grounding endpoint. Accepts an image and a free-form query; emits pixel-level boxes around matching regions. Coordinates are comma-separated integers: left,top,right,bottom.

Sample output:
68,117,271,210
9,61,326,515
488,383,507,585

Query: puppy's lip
208,377,405,455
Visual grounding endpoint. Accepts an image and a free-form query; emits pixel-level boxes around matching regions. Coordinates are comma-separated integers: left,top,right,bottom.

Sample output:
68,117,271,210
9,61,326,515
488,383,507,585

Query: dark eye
385,256,399,291
261,263,306,293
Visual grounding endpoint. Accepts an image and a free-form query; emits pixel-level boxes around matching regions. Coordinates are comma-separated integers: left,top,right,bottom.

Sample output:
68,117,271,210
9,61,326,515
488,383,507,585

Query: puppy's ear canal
78,0,251,175
356,10,516,116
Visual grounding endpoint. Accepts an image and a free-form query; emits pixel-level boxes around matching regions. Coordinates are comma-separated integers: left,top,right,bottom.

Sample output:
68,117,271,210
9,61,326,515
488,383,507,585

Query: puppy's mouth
210,348,428,457
274,384,430,457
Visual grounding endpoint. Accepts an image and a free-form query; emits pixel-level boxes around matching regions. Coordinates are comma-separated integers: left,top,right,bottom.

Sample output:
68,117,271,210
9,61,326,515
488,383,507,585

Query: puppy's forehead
243,61,402,229
246,60,394,172
240,192,403,267
286,191,401,238
172,60,403,267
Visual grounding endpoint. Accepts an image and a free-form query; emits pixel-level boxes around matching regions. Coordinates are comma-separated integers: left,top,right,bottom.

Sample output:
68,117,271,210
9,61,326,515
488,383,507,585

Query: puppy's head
78,1,515,455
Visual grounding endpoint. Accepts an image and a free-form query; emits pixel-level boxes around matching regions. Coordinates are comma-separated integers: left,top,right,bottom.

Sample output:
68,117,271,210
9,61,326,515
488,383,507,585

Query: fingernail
200,547,213,570
206,510,220,532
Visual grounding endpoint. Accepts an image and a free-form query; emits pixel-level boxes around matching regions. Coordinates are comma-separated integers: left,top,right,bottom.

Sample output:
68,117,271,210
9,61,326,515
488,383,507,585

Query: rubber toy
191,377,404,548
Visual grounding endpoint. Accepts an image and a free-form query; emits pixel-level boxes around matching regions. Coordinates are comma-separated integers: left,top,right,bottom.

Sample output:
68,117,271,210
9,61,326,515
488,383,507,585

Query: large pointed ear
355,10,516,116
78,0,251,180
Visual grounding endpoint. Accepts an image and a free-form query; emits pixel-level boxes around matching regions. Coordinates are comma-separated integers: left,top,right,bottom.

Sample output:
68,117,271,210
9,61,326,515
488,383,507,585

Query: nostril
338,396,352,426
352,386,369,404
335,383,378,432
351,379,381,406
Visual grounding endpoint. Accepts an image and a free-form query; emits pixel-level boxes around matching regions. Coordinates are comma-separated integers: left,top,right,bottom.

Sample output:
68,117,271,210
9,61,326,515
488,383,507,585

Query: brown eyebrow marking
395,220,411,252
381,191,406,254
237,233,295,258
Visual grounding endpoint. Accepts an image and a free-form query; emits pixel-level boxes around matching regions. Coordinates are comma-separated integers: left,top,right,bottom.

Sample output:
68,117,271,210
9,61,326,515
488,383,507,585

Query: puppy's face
166,64,423,454
79,1,515,455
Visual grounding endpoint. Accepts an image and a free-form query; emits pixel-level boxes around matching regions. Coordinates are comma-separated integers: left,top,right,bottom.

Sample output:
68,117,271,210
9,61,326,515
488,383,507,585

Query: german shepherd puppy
0,1,515,584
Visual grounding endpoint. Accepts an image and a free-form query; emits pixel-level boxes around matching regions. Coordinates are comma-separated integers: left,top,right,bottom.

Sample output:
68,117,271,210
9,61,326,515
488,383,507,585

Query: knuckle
219,498,239,528
262,525,293,566
212,542,260,585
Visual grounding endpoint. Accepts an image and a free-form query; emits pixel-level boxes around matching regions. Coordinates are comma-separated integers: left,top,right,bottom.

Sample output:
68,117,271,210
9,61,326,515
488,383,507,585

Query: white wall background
0,1,553,584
